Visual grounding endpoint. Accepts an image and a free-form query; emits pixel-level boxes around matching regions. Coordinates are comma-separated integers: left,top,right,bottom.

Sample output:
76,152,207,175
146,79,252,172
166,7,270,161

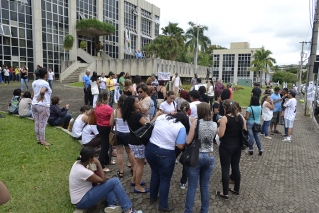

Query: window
2,24,12,37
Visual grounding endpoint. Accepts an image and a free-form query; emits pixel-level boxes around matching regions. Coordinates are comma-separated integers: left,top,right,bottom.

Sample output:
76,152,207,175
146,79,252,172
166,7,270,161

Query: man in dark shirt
251,83,262,98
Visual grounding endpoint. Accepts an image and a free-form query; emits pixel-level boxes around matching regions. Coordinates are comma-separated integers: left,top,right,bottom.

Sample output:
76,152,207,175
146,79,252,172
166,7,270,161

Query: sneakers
180,183,186,189
104,205,122,213
128,208,143,213
260,133,265,136
264,136,272,139
282,137,292,142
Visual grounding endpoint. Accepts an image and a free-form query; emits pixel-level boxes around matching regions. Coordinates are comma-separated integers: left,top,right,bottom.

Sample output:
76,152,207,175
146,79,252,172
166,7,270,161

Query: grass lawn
69,82,84,87
233,85,254,107
0,113,82,213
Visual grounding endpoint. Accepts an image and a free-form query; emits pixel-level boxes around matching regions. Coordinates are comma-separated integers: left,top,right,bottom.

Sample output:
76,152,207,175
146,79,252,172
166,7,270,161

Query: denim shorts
115,131,130,146
129,144,145,159
284,119,294,128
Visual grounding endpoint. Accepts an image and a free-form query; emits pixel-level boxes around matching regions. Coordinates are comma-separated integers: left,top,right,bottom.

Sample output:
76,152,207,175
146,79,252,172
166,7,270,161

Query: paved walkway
1,82,319,213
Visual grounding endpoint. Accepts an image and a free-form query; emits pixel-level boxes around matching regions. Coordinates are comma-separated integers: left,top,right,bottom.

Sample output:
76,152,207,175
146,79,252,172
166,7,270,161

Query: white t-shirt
69,161,94,204
91,81,99,95
159,101,176,114
284,98,297,121
173,76,180,87
99,77,107,90
189,101,201,119
208,86,214,97
262,102,273,121
72,114,85,138
31,79,52,107
4,69,9,76
81,125,99,144
18,98,32,116
48,72,54,80
114,109,129,133
150,114,186,150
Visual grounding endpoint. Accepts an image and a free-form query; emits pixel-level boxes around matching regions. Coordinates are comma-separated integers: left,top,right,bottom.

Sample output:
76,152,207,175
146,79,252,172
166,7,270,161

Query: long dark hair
223,99,239,121
122,96,137,122
221,89,231,101
165,112,190,134
91,71,98,82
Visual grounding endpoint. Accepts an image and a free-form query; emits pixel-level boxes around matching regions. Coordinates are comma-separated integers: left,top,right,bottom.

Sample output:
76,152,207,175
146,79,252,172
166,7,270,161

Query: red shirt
9,68,13,74
95,104,113,126
228,88,233,100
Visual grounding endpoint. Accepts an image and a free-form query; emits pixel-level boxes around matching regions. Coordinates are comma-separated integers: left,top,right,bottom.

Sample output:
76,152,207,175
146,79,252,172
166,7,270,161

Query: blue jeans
247,122,262,151
145,142,176,209
20,78,29,91
261,120,271,136
109,90,115,107
185,153,215,213
48,80,53,89
76,178,132,211
48,113,72,129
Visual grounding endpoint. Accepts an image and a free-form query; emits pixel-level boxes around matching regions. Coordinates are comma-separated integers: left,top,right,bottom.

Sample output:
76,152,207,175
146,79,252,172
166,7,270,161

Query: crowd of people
4,68,299,213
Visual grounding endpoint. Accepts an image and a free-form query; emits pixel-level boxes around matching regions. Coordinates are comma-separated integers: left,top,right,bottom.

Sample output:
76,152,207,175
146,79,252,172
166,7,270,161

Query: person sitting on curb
69,147,142,213
18,91,32,117
48,96,72,129
72,105,91,140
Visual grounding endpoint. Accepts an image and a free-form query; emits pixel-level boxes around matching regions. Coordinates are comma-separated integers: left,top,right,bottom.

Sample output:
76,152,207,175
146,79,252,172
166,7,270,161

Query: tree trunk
259,70,262,88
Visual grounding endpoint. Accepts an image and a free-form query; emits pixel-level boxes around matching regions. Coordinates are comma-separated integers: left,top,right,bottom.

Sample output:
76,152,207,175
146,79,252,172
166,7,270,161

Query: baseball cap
227,83,232,87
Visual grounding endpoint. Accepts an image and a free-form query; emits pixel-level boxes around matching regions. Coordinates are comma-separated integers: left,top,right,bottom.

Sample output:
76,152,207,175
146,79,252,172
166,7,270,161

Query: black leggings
219,143,241,195
97,125,111,168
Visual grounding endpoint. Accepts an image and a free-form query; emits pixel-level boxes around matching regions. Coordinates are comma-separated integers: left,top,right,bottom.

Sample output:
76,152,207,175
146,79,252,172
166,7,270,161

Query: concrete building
212,42,271,85
0,0,160,76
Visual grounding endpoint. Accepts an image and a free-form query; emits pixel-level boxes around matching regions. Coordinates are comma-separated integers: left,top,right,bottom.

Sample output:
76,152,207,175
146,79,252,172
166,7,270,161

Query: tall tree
185,21,211,63
250,46,276,87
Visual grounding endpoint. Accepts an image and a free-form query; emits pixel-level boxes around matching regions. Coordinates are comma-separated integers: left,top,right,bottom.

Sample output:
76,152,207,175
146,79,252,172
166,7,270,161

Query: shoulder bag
109,110,117,146
88,110,97,125
129,122,154,146
179,120,200,167
250,106,262,132
238,115,252,150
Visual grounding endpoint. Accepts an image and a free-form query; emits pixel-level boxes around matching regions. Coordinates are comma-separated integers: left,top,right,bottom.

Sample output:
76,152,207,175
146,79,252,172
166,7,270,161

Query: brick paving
1,81,319,213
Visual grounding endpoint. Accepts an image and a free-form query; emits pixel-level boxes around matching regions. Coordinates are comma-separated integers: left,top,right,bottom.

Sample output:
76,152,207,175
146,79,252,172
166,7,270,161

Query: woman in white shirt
159,91,177,115
207,80,215,111
261,95,274,139
145,112,189,212
110,95,135,179
3,66,10,85
81,124,101,148
69,147,141,213
31,68,52,146
47,69,54,89
72,106,91,139
90,72,100,108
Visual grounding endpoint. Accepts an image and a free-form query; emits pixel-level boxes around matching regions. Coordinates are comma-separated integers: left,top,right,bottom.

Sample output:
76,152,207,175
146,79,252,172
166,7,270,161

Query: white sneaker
282,138,291,142
260,133,265,136
264,136,272,139
70,118,74,123
180,183,186,189
104,205,122,213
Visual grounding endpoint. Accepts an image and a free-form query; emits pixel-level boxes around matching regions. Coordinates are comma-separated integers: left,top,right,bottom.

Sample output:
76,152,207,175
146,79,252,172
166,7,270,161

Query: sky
146,0,315,65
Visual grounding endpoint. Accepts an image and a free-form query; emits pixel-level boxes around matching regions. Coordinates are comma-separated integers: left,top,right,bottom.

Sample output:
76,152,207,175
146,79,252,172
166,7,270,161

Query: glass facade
154,15,160,36
42,0,69,74
103,0,119,58
222,54,235,83
141,8,152,48
237,54,251,79
212,54,219,79
77,0,97,56
0,0,33,71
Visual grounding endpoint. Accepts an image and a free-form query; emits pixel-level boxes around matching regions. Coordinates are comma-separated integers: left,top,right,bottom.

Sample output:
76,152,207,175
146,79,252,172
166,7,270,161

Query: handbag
129,123,154,146
241,129,252,150
179,120,200,167
88,110,97,125
250,106,262,132
109,110,117,146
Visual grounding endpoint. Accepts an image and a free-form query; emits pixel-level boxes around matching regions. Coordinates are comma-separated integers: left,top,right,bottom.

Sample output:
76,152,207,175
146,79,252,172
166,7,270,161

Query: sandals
117,171,124,178
229,188,239,195
127,163,132,168
216,191,229,200
110,159,116,165
37,141,51,146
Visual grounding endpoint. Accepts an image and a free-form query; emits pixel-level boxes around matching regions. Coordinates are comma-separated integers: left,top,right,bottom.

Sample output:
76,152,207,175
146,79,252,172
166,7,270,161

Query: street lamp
193,24,203,74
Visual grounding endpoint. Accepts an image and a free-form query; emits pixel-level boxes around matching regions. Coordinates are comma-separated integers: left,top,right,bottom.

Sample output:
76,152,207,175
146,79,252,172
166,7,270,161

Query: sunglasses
138,91,143,94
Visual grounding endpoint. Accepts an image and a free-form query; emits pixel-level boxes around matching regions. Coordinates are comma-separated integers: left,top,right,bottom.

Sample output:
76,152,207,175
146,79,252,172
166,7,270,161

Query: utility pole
305,0,319,115
298,41,310,91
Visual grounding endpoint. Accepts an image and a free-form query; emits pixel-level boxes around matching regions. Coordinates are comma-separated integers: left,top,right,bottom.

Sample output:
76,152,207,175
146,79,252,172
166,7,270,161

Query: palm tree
185,21,211,64
161,22,185,48
250,46,276,87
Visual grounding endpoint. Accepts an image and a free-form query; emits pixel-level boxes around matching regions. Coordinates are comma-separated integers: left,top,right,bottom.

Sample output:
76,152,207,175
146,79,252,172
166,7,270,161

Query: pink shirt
95,104,113,126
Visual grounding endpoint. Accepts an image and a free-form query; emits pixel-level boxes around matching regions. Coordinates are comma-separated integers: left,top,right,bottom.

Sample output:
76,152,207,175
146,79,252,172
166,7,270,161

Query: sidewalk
1,82,319,212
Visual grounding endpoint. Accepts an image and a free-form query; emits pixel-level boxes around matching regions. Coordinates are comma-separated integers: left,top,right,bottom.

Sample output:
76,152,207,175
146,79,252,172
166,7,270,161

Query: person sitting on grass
69,147,142,213
48,96,72,129
72,106,91,140
8,88,21,114
18,91,32,117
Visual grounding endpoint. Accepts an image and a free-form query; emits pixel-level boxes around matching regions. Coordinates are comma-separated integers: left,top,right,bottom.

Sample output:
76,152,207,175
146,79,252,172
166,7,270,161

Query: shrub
63,34,74,51
76,18,115,34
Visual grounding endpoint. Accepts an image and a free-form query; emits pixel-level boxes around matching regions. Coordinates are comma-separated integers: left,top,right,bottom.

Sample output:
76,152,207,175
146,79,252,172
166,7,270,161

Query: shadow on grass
0,113,82,212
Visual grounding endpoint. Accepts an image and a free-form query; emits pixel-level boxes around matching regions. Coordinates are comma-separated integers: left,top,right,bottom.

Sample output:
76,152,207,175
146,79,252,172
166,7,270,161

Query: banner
158,72,170,81
307,81,314,101
124,29,131,54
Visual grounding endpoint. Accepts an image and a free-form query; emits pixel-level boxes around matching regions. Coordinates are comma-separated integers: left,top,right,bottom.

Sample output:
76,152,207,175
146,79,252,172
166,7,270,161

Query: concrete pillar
32,0,43,73
68,0,77,62
96,0,104,49
234,54,238,84
151,7,155,39
118,0,125,59
219,54,223,80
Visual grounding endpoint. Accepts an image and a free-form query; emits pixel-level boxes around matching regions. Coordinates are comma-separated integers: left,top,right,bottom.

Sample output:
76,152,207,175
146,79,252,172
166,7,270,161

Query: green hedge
76,18,115,34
